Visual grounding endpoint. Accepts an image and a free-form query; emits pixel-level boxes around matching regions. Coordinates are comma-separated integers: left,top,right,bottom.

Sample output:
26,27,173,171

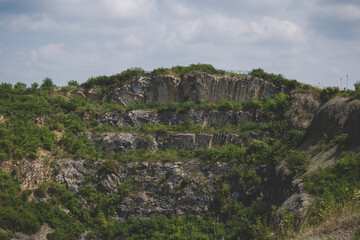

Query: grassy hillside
0,65,359,239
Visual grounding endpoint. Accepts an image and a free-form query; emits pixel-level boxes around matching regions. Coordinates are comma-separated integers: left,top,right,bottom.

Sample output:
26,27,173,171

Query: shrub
118,178,137,196
319,87,340,103
40,77,57,91
285,150,310,175
329,133,348,149
249,68,300,90
246,140,272,164
305,152,360,203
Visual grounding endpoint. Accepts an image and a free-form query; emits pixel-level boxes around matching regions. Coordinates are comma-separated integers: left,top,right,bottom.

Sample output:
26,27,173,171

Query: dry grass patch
294,201,360,240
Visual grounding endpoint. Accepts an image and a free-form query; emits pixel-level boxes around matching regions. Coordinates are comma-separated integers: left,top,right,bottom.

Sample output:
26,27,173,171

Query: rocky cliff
84,72,280,105
305,97,360,147
5,158,299,220
88,131,268,152
97,109,254,128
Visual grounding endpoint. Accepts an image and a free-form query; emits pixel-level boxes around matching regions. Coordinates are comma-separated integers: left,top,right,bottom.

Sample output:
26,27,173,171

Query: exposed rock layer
305,97,360,147
53,160,298,219
85,73,280,106
284,90,320,130
98,109,254,128
88,132,268,152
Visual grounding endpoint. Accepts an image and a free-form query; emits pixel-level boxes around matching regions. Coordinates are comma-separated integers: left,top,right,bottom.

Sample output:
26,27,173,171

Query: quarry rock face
99,72,280,106
50,159,299,219
98,109,254,128
284,91,320,130
305,97,360,147
87,131,268,152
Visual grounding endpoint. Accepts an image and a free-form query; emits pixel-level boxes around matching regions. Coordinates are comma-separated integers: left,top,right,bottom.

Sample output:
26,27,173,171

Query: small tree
40,77,57,91
30,82,39,91
14,82,27,90
67,80,79,88
354,81,360,92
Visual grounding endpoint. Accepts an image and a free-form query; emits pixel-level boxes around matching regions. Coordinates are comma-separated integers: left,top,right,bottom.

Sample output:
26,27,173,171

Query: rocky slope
305,96,360,147
5,158,299,220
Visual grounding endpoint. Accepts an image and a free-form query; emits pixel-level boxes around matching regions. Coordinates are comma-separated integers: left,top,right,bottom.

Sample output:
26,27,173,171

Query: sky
0,0,359,88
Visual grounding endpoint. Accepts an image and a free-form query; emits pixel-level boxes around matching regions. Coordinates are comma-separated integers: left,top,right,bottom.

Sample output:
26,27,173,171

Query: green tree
40,77,57,91
354,81,360,92
30,82,39,91
67,80,79,88
14,82,27,90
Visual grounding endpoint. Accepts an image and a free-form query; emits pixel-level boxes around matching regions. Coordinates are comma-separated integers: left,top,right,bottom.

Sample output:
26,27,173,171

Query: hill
0,64,359,239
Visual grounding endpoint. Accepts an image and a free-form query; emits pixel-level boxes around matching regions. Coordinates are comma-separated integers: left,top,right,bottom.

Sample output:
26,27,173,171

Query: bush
246,140,272,164
319,87,340,103
285,150,310,175
305,152,360,203
249,68,300,90
81,67,147,89
151,63,227,78
40,77,57,91
329,133,348,149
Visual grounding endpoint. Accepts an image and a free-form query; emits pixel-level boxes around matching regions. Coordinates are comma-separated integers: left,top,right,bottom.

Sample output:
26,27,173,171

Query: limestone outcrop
84,72,280,106
87,132,268,152
51,159,299,219
98,109,254,128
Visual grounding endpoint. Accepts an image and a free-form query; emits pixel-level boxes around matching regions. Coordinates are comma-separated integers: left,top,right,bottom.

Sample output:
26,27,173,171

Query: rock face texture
285,91,320,130
85,73,280,106
88,132,268,152
52,159,298,219
98,109,254,128
305,97,360,147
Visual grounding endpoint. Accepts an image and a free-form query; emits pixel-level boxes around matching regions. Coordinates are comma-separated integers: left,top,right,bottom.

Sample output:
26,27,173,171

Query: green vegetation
0,170,85,239
249,68,301,90
150,63,228,77
0,65,359,239
81,63,229,91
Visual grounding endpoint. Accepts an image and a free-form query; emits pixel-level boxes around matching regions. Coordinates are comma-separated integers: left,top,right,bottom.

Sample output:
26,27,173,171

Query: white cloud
329,4,360,20
244,0,294,8
170,19,203,41
206,14,250,38
305,0,360,20
184,14,305,45
30,43,65,62
251,17,306,43
100,0,157,19
0,0,358,89
162,0,196,17
2,14,81,34
124,34,144,47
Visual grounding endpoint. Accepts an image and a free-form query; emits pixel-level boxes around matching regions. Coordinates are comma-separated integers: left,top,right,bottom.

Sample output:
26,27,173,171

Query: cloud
1,14,80,34
170,19,203,42
30,43,65,62
305,0,360,38
205,14,250,40
251,17,306,43
123,34,144,47
170,14,305,46
161,0,196,17
100,0,157,19
307,1,360,21
0,0,359,89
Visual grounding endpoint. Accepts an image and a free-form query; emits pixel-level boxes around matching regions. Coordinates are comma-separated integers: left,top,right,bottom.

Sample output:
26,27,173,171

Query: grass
293,200,360,240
